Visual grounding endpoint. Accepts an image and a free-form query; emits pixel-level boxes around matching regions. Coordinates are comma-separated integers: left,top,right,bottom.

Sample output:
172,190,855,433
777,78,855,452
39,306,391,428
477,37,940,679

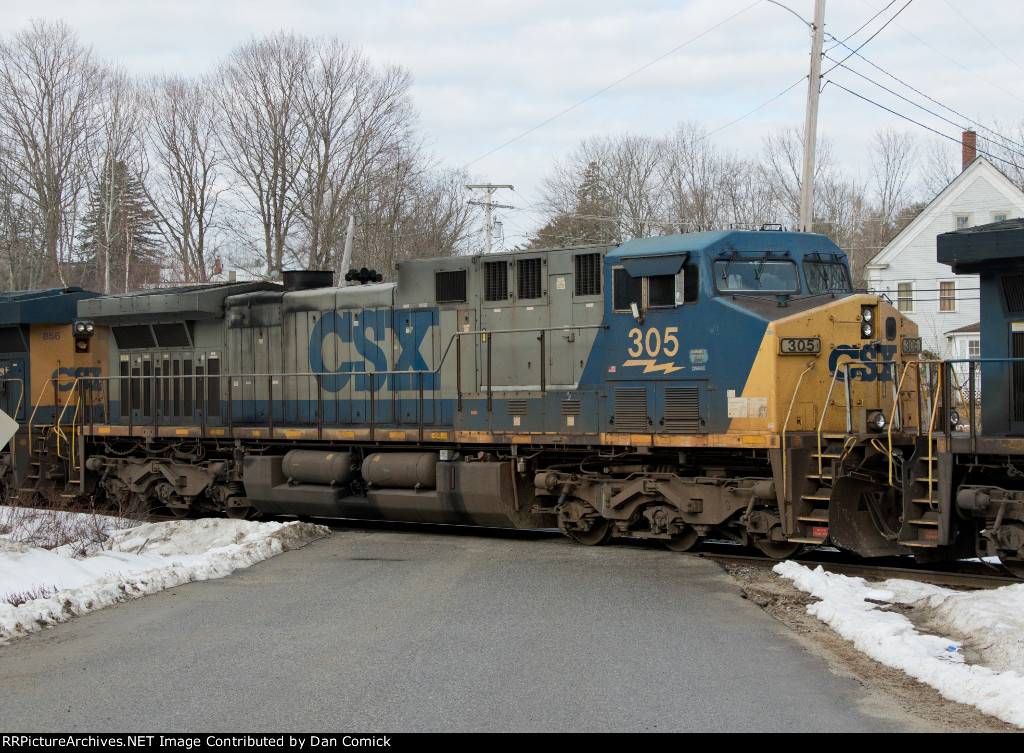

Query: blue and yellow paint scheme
68,231,938,558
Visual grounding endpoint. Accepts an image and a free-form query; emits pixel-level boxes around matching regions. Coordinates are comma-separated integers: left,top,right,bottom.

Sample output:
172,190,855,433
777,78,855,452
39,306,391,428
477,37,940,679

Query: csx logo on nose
828,344,897,382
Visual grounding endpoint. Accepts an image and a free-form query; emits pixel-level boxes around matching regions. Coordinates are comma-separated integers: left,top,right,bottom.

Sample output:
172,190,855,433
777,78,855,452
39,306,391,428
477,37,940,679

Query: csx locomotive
3,226,1020,568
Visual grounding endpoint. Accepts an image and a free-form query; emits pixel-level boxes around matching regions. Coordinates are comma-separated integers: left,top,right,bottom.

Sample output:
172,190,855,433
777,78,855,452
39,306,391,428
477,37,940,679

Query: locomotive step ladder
901,442,941,549
792,440,847,545
16,426,73,500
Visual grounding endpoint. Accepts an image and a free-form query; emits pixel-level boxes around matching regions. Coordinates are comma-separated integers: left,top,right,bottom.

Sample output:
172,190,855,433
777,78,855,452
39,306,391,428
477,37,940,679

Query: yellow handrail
780,361,816,504
54,380,82,469
886,361,924,486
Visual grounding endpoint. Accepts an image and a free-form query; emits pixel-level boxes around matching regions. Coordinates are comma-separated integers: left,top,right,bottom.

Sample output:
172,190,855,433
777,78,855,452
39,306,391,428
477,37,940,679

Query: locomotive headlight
867,411,887,431
73,320,95,337
950,409,960,427
73,319,95,354
860,305,875,339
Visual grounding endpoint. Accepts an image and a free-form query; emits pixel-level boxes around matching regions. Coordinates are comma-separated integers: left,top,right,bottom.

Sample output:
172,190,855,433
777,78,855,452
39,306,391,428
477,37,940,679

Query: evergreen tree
79,160,162,292
527,161,620,248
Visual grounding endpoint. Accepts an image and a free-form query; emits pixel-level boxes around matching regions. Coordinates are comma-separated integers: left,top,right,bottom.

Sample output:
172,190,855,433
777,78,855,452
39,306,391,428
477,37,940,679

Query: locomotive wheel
566,518,613,546
753,539,802,559
225,504,258,520
664,528,703,552
558,499,613,546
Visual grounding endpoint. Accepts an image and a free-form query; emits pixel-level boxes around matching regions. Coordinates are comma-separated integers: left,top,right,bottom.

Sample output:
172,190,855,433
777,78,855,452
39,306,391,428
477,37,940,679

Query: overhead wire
825,81,1024,175
460,0,762,170
821,0,915,77
822,36,1024,155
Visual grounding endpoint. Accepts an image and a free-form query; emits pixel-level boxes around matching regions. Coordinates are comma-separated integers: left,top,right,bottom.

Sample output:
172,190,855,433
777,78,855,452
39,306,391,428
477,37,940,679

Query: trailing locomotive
11,226,1014,567
0,287,104,499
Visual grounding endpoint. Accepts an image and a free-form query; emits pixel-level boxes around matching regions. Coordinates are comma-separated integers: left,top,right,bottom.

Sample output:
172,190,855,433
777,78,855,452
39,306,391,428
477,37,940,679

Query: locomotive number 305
627,327,680,358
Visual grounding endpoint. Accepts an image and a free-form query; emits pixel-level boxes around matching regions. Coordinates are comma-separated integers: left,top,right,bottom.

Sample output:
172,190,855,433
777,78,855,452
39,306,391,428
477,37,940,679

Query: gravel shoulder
721,562,1019,733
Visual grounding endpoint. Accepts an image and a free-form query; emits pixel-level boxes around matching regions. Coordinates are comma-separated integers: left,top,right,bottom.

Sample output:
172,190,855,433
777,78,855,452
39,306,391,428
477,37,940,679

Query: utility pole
466,184,514,254
798,0,826,233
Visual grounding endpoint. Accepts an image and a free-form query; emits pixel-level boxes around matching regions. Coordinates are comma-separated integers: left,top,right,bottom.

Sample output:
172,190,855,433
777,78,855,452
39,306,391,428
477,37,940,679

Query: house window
955,213,972,230
968,339,980,359
897,282,914,312
993,212,1008,223
939,280,956,312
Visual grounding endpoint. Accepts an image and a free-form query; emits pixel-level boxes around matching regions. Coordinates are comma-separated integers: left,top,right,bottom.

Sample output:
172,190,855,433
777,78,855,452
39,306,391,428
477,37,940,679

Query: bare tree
533,135,666,245
87,66,148,293
216,32,313,276
350,147,479,276
663,121,766,232
146,74,224,283
298,39,418,271
0,19,103,288
920,135,961,198
867,128,917,231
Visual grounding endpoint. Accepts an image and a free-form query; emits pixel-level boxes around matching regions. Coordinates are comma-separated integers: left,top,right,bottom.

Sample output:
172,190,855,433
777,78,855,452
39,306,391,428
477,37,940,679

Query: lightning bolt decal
623,359,685,374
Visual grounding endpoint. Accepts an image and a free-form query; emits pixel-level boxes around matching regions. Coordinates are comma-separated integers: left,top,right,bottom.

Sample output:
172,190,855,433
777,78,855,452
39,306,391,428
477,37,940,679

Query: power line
825,0,899,52
941,0,1024,76
823,36,1024,155
824,54,1024,162
821,0,915,78
825,81,1024,174
853,0,1024,107
460,0,761,170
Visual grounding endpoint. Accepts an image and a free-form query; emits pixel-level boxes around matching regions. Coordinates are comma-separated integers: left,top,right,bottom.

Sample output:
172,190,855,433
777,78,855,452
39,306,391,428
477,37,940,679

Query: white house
865,135,1024,358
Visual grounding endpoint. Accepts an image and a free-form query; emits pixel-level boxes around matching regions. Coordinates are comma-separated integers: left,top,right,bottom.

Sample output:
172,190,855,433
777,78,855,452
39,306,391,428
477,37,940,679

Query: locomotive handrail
780,361,816,504
80,322,609,435
887,361,927,487
27,375,78,458
0,377,24,422
816,358,902,481
54,380,82,469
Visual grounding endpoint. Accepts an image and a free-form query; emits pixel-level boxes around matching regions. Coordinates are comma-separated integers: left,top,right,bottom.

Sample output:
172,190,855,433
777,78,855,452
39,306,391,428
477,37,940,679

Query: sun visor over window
621,253,688,277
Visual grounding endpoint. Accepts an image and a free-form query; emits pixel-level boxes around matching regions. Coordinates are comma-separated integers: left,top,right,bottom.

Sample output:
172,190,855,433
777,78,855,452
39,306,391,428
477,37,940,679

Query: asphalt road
0,527,927,732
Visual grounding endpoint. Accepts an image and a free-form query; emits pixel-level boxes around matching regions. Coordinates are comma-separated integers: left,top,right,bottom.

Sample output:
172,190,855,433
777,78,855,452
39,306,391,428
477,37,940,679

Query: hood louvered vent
613,388,648,432
664,387,702,433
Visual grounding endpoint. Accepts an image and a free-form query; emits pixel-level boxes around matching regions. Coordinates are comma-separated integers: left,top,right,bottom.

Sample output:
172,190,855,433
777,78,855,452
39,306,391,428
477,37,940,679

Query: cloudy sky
7,0,1024,247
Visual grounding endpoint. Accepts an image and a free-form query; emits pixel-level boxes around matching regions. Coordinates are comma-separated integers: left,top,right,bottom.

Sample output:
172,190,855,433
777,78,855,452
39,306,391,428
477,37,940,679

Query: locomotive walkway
0,528,947,732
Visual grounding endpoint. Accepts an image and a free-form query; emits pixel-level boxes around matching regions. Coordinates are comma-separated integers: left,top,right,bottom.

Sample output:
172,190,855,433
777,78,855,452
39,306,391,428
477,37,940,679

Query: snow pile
776,561,1024,729
0,513,329,644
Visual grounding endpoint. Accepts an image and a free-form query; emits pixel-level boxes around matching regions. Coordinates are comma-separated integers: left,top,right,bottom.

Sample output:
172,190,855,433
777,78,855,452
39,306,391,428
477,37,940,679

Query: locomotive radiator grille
613,388,649,432
663,387,701,433
561,400,581,416
508,399,529,416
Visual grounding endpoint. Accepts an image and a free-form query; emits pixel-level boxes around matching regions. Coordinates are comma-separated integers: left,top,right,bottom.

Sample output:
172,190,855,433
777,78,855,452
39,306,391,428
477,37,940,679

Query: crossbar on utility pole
798,0,826,233
466,184,514,254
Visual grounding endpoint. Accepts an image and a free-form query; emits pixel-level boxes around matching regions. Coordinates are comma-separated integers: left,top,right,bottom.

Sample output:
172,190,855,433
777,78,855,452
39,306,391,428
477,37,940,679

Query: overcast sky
7,0,1024,248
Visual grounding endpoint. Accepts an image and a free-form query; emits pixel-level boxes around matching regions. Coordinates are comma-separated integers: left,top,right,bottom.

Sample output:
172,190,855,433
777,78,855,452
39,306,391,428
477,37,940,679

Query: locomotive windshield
713,260,799,293
804,256,853,294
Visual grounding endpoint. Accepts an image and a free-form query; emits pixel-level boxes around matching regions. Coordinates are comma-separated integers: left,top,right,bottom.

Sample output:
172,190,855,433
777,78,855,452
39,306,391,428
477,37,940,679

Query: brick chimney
963,129,977,169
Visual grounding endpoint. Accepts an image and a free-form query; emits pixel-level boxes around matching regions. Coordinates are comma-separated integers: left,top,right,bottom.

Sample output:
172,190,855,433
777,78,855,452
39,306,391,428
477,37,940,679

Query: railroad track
308,516,1023,590
6,500,1020,589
